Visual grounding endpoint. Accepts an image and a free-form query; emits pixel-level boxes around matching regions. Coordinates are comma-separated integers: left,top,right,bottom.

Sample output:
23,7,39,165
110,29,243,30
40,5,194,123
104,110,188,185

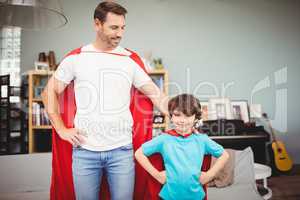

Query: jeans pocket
72,146,83,152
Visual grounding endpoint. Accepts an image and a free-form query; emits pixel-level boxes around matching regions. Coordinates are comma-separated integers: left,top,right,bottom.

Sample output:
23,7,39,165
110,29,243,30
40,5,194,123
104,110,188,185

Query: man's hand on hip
57,128,85,147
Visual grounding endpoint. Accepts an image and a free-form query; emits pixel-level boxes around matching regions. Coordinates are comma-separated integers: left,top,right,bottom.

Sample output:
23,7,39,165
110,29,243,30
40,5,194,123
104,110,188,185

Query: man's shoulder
58,47,83,64
65,47,83,57
115,46,133,56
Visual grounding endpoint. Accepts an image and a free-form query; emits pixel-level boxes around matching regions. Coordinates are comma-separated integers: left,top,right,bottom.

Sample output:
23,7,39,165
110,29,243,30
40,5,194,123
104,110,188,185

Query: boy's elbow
223,150,230,161
134,148,141,159
135,147,144,160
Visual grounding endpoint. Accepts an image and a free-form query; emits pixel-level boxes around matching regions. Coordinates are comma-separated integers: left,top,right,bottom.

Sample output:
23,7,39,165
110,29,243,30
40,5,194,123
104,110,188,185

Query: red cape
50,48,163,200
50,48,210,200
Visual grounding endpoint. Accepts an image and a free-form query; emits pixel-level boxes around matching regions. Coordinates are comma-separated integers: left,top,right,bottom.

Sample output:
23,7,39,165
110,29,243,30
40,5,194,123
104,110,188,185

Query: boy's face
171,110,196,134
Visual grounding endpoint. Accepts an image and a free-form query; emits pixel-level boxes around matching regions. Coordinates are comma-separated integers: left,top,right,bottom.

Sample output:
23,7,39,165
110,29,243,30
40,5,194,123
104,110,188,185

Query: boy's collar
165,129,193,138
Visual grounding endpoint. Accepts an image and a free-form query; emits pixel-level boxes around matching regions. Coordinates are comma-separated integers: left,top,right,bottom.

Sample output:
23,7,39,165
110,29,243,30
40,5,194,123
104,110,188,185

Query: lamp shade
0,0,67,30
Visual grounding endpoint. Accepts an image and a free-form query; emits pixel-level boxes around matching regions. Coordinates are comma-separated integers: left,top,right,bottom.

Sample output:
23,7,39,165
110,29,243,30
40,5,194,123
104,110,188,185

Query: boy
135,94,229,200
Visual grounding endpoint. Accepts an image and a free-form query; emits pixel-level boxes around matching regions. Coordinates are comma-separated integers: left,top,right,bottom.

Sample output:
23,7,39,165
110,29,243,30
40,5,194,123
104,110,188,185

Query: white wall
21,0,300,163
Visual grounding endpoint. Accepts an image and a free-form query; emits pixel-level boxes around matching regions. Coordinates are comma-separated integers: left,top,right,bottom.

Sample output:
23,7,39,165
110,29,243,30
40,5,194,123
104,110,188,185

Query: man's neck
93,39,116,52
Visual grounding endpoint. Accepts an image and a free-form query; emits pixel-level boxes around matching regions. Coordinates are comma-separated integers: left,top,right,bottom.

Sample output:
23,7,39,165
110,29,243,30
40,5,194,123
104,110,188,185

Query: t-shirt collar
87,44,131,56
165,129,193,138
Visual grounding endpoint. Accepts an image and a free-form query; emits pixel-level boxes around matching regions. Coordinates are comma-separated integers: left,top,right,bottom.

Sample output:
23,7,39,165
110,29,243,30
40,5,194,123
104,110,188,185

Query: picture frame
200,100,209,121
34,61,49,71
231,100,250,123
208,98,234,120
153,113,165,124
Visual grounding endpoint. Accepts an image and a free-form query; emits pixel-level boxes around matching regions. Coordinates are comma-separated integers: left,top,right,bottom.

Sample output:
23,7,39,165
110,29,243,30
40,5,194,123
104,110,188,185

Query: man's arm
137,81,169,116
41,76,84,146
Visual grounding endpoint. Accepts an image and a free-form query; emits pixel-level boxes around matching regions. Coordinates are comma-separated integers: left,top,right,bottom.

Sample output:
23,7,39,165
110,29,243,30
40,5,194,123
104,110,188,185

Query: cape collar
165,129,194,138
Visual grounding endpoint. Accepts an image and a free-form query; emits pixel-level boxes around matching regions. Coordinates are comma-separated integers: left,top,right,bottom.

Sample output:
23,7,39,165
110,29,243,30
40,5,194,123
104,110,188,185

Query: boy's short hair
168,94,202,120
94,1,127,22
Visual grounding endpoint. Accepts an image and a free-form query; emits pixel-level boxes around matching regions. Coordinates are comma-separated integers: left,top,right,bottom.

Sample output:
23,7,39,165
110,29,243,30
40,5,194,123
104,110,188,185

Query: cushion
208,147,263,200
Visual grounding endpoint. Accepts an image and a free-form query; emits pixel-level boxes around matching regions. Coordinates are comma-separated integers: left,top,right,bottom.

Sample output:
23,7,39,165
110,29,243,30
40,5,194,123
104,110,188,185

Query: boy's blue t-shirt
142,133,224,200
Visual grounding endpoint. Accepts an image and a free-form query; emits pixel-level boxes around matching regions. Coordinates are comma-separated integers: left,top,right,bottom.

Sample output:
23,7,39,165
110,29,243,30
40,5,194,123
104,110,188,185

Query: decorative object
142,50,154,71
48,51,57,70
231,100,250,123
153,111,164,124
37,51,57,71
250,104,262,119
153,58,164,70
200,100,209,121
38,52,47,62
34,61,49,71
0,0,67,30
208,98,233,120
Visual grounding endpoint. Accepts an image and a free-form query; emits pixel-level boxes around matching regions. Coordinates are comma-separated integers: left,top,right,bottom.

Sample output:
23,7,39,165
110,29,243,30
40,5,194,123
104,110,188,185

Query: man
42,1,168,200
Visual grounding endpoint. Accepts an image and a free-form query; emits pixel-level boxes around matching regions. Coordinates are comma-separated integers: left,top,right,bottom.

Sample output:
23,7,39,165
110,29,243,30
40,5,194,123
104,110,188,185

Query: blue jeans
72,143,135,200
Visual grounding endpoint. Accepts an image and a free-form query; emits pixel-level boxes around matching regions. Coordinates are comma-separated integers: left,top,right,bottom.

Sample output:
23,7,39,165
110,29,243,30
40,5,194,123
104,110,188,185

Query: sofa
0,153,51,200
0,147,263,200
208,147,264,200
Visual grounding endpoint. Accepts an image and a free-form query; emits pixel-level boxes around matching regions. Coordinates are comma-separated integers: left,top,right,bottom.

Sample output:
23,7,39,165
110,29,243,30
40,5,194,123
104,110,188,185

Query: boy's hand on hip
155,170,167,185
199,171,213,185
57,128,85,147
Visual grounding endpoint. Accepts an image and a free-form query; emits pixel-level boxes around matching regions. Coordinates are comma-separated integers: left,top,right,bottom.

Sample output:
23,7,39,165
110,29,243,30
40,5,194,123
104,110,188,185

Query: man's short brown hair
168,94,202,120
94,1,127,22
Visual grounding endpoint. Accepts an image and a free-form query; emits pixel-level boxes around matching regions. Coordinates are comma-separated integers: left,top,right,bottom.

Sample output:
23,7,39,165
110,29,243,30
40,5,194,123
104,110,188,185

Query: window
0,27,21,86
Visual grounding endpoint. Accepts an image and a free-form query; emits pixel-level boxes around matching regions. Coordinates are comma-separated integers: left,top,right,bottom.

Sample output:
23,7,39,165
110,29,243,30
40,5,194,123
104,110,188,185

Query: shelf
153,123,167,128
148,69,166,75
32,125,52,129
10,107,21,111
10,116,22,120
32,98,43,102
27,70,54,76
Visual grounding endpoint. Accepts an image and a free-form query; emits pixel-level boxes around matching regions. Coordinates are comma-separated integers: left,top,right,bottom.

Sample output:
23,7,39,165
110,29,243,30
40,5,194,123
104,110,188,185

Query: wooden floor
265,165,300,200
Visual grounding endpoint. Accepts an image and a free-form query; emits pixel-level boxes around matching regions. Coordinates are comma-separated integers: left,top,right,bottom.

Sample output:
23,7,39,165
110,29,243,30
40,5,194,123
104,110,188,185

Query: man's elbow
41,85,54,105
41,88,47,103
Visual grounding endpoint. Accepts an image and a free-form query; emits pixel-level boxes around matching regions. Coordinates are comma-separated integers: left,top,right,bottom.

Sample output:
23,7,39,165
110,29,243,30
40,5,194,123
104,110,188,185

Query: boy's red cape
50,48,210,200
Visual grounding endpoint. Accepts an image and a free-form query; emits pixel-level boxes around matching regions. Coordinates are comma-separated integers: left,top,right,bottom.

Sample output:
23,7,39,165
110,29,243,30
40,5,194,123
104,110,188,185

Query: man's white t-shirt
54,44,151,151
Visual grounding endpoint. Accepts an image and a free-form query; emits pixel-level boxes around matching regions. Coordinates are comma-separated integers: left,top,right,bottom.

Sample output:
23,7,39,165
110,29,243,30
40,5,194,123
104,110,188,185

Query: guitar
263,113,293,172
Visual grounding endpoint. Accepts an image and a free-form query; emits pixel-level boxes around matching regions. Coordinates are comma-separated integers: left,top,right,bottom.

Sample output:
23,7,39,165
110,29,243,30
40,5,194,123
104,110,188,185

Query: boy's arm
135,147,166,184
200,150,229,185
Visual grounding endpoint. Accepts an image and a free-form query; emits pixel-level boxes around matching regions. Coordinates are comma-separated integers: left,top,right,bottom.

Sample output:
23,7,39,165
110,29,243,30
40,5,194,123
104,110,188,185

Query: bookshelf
0,75,26,154
148,69,169,132
28,70,53,153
